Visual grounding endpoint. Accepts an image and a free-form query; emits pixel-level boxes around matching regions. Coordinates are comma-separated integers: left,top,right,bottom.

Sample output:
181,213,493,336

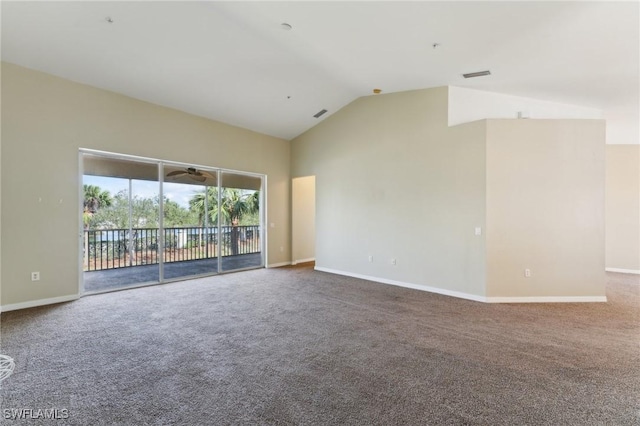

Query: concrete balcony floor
83,253,262,293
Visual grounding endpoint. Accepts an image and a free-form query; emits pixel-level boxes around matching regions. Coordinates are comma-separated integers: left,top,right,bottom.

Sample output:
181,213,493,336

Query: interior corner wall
606,144,640,272
291,87,487,299
485,119,606,299
0,62,291,309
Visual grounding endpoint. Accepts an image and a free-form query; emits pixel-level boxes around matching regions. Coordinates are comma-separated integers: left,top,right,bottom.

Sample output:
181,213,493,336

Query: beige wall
1,62,621,307
292,88,608,301
606,145,640,272
0,61,2,307
292,176,316,264
292,87,488,298
485,119,606,299
1,62,291,308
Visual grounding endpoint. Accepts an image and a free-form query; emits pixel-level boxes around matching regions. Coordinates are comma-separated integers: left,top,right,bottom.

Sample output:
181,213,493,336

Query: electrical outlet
391,258,397,266
368,255,373,263
31,272,40,281
524,269,531,278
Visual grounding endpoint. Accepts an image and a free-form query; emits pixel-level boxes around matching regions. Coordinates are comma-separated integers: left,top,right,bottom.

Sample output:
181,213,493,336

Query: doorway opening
292,176,316,266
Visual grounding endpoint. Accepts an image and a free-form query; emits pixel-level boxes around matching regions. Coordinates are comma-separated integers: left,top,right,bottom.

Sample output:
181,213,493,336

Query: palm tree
83,184,113,229
189,187,259,255
83,184,113,214
189,187,216,227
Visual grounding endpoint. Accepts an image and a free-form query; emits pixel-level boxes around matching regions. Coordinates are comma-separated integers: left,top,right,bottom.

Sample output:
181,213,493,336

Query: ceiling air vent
313,109,328,118
462,70,491,79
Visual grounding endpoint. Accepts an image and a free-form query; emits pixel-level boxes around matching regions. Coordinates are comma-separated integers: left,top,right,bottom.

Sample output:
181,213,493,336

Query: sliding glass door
220,171,263,272
81,150,264,294
162,165,218,281
82,155,160,292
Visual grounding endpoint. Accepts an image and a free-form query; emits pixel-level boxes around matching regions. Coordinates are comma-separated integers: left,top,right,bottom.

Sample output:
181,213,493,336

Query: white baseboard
292,258,315,266
313,267,608,304
314,266,486,303
267,261,292,268
1,294,80,313
485,296,607,303
606,268,640,275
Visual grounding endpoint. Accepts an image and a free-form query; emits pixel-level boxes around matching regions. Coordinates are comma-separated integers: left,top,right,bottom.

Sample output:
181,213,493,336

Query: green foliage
83,184,113,213
83,184,114,229
83,184,258,232
88,190,153,229
164,198,198,227
189,188,259,226
86,189,198,230
239,211,260,226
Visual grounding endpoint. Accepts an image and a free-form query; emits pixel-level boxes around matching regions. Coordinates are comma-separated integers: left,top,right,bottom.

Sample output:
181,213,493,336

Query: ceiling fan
166,167,215,182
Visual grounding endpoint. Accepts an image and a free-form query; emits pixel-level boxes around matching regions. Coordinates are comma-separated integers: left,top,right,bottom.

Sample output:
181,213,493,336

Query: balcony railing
84,225,260,272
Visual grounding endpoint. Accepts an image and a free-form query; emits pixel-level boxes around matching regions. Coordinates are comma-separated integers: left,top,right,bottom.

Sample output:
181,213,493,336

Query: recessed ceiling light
313,109,328,118
463,70,491,79
281,23,292,30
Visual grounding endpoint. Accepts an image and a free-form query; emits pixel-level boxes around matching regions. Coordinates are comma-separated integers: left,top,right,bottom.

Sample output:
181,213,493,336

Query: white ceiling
2,1,638,141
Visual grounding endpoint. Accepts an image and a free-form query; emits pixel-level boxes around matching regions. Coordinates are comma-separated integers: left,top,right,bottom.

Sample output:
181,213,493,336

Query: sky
84,175,205,208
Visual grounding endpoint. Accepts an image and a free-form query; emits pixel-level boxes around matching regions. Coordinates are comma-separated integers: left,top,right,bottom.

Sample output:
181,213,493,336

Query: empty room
1,1,638,424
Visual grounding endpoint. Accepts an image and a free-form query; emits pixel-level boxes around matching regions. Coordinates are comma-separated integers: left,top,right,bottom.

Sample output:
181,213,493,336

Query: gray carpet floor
0,266,638,425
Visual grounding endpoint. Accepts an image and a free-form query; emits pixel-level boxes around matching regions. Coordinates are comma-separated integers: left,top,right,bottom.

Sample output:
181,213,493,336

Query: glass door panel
162,166,218,280
82,154,160,292
220,172,263,272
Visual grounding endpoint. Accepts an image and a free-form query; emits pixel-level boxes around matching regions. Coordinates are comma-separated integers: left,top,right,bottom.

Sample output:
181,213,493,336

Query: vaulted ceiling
2,1,638,140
